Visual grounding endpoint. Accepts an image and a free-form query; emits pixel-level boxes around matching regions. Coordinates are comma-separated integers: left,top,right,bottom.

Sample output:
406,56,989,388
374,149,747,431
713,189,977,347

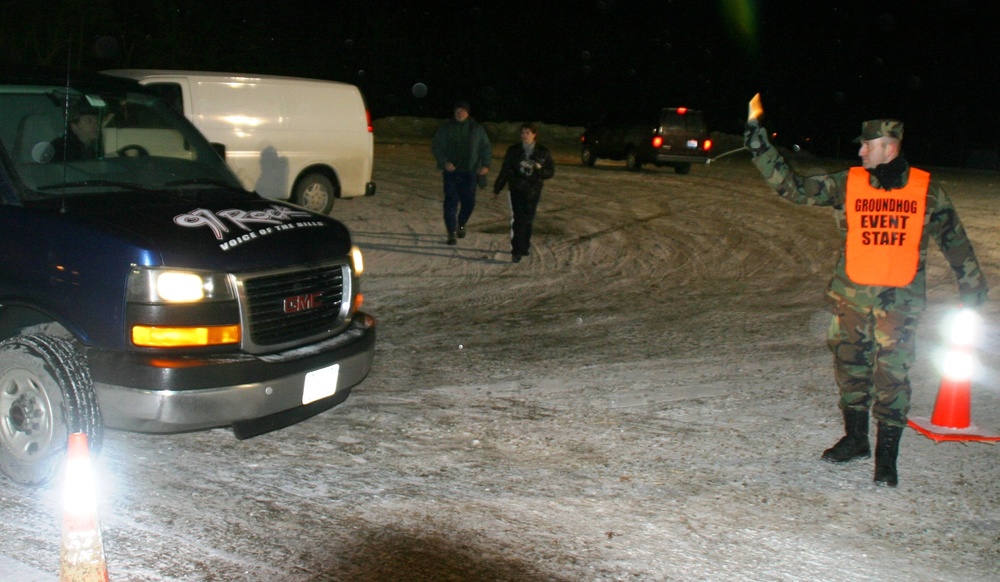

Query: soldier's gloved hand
743,122,770,156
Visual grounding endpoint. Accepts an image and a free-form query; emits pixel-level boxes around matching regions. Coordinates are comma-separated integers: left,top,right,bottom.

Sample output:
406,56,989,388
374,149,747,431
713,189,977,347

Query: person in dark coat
493,123,555,262
431,100,492,245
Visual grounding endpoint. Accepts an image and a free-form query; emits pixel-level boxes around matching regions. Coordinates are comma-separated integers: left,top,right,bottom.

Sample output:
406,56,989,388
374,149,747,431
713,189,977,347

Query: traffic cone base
907,417,1000,443
909,357,999,443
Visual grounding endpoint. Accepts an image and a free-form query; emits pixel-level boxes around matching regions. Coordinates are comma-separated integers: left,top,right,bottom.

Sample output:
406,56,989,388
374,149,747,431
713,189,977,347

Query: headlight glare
157,272,204,302
351,245,364,276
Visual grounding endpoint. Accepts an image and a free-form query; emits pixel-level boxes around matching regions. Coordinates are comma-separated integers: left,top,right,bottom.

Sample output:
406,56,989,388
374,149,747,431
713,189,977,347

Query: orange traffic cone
59,432,109,582
908,377,1000,442
909,310,1000,443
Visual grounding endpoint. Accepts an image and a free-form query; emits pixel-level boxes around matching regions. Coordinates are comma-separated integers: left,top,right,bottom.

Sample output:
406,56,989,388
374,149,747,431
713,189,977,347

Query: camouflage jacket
750,144,988,312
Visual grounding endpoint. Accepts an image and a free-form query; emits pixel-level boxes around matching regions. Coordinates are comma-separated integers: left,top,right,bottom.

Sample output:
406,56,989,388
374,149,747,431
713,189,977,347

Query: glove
743,121,771,156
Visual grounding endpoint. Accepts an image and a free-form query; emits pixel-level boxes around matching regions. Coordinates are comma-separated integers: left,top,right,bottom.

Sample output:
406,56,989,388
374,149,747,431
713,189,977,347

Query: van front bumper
89,312,376,434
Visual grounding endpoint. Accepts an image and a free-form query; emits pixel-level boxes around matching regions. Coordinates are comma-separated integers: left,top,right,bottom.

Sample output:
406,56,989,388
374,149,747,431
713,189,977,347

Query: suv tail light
651,136,663,148
702,139,713,152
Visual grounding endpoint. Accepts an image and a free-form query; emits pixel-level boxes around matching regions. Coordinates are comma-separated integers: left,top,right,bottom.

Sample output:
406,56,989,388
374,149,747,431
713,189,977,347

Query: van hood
57,193,352,271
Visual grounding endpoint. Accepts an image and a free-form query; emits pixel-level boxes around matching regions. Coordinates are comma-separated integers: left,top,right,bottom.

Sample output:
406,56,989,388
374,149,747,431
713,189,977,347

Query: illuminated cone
909,310,1000,443
59,432,109,582
909,382,1000,442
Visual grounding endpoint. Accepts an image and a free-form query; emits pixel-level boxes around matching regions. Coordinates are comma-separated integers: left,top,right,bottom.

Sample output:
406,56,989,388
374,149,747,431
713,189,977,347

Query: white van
104,69,376,214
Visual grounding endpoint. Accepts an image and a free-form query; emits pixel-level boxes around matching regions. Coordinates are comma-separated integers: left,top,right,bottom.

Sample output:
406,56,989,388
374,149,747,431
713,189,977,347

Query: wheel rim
300,182,331,213
0,368,55,463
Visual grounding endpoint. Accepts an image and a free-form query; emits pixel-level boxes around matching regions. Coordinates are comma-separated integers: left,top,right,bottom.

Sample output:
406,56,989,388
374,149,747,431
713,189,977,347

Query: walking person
493,123,555,262
431,100,492,245
745,117,988,487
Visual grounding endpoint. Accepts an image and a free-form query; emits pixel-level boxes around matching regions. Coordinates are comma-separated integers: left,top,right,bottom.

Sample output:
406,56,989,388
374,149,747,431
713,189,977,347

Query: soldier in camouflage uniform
744,118,988,487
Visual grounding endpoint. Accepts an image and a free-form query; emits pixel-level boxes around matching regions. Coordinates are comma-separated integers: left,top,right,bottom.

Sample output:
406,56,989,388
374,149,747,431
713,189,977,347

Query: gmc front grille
234,262,351,353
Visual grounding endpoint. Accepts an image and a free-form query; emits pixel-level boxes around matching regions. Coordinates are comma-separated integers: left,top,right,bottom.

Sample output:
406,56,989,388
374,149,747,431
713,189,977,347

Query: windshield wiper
37,179,149,192
164,177,239,189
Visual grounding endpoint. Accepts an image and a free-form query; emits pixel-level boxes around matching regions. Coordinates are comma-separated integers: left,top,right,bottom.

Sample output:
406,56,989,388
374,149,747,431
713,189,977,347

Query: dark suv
580,107,712,174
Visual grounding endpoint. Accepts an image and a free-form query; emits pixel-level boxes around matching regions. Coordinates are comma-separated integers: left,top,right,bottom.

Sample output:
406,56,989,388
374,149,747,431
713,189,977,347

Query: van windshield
0,85,244,200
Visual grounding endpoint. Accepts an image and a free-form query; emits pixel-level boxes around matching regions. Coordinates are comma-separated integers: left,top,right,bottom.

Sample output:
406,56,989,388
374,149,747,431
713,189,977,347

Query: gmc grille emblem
283,292,323,314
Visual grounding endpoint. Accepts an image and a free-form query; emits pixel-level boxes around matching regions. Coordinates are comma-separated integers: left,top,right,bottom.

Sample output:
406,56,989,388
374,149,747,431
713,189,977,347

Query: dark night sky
4,0,999,167
261,1,1000,167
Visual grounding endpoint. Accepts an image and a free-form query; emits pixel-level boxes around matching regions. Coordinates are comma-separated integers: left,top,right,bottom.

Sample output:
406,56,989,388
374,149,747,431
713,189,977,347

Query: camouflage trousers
827,299,919,428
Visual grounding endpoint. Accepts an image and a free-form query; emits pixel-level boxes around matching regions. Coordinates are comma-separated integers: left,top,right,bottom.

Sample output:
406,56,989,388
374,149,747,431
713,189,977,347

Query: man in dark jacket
431,100,492,245
493,123,555,262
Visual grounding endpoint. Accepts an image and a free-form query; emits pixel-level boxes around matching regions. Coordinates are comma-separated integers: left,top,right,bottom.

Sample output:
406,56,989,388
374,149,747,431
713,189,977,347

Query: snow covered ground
3,126,999,581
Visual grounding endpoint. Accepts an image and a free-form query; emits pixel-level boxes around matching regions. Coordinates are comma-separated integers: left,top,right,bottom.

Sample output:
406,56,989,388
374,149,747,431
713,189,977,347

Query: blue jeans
442,170,477,233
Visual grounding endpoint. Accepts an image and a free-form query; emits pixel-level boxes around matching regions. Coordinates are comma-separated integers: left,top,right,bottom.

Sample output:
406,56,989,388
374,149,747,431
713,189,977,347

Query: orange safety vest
845,166,929,287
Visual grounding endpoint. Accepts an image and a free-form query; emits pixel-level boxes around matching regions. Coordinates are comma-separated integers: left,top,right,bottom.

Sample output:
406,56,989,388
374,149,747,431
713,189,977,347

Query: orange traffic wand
909,309,1000,443
59,432,109,582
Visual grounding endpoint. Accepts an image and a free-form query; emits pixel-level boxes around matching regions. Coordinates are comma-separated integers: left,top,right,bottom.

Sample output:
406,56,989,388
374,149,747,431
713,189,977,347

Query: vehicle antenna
60,40,72,212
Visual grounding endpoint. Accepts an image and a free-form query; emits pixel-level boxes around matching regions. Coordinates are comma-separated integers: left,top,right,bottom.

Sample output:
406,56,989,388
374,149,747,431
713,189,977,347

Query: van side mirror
211,142,226,159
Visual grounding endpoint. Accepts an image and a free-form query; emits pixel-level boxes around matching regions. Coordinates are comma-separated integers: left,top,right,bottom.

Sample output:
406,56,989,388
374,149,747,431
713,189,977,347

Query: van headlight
127,267,234,303
126,267,240,348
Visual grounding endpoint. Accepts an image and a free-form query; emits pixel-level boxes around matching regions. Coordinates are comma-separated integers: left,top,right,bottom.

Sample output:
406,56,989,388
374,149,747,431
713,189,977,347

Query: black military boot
821,408,871,463
874,422,903,487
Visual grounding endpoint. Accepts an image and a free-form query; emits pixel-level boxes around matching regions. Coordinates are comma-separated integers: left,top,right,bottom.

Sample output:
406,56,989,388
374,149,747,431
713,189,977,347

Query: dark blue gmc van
0,68,376,486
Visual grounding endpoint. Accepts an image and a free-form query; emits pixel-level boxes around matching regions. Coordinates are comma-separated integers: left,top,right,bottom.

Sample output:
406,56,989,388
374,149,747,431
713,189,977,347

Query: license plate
302,364,339,404
686,139,698,149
